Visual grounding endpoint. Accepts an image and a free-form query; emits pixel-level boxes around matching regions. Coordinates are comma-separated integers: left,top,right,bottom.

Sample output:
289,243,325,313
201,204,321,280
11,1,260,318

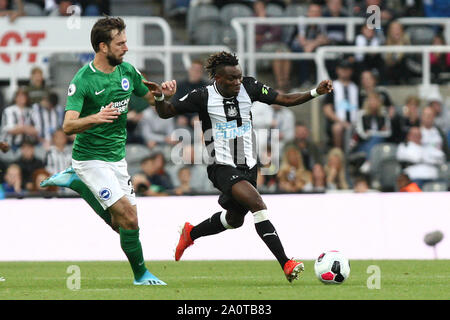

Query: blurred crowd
1,0,450,198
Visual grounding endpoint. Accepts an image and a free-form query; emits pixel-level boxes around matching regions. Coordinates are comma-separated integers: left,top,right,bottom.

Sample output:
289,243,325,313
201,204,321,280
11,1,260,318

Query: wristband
310,88,319,98
154,93,165,101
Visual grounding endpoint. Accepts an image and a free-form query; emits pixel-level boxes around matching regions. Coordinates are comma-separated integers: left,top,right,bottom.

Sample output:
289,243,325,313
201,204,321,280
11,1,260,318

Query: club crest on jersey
121,78,130,91
99,188,112,201
226,105,238,117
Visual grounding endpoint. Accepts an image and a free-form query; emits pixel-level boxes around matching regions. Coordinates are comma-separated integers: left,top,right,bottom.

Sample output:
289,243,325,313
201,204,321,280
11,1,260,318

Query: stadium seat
48,54,83,88
221,26,237,47
219,3,253,25
438,162,450,181
191,20,223,45
406,26,435,45
266,3,284,17
377,159,401,192
422,181,448,192
125,143,151,165
284,3,307,17
187,4,221,36
369,143,398,175
110,0,154,16
23,3,44,16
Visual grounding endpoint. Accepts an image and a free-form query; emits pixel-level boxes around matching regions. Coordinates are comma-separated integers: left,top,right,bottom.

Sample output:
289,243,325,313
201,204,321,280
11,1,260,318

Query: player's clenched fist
316,80,333,95
95,103,120,123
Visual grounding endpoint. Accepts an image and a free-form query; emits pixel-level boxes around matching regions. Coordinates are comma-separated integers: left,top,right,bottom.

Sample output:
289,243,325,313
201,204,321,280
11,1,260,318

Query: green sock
119,227,147,280
70,179,112,228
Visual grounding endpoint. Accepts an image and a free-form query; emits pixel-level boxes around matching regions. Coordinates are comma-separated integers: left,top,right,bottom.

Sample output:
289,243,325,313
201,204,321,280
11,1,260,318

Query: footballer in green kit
42,16,177,285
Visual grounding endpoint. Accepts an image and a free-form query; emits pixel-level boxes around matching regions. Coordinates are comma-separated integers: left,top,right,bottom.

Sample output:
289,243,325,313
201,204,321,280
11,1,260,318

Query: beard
106,52,123,67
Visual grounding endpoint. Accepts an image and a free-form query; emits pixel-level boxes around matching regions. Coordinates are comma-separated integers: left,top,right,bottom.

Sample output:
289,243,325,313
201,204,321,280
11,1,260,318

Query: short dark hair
205,51,239,79
91,16,126,52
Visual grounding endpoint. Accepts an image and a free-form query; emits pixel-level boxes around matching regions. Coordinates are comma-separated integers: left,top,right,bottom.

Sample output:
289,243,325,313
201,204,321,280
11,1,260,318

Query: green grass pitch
0,260,449,300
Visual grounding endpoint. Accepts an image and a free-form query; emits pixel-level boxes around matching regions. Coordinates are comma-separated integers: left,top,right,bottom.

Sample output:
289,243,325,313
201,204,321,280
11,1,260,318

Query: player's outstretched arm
62,104,120,135
142,80,178,119
274,80,333,107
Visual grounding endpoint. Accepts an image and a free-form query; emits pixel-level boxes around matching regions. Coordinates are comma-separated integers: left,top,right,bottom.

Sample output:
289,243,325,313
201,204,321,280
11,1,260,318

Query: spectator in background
353,174,370,193
270,89,295,152
323,59,359,149
303,163,327,192
0,141,9,153
174,166,193,195
396,126,445,188
1,163,23,197
289,3,329,86
358,70,394,116
288,122,322,171
0,141,10,185
396,127,445,188
423,0,450,18
30,168,57,195
426,89,450,134
384,20,421,84
137,153,174,193
323,0,347,45
44,129,71,176
390,95,421,144
32,92,61,150
430,34,450,84
0,0,24,22
325,147,349,190
0,87,38,151
79,0,104,16
15,139,44,191
397,172,422,192
420,106,449,159
254,0,291,90
277,145,312,192
127,71,150,144
49,0,77,16
353,92,391,162
258,146,279,192
137,105,177,153
0,89,5,124
354,25,384,78
25,67,50,105
172,60,208,133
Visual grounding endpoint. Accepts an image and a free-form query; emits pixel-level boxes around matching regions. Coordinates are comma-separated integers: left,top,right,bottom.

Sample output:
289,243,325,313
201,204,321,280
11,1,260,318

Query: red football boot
175,222,194,261
283,259,305,283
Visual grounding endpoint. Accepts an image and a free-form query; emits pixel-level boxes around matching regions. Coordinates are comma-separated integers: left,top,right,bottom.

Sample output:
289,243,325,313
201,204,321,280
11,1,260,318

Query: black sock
190,211,227,241
255,220,289,268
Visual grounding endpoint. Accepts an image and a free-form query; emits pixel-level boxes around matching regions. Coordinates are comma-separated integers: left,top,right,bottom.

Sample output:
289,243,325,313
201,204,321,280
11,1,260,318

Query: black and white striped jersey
172,77,278,169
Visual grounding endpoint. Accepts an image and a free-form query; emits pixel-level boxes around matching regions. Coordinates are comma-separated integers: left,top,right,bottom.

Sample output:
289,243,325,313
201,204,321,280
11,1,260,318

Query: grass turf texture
0,260,449,300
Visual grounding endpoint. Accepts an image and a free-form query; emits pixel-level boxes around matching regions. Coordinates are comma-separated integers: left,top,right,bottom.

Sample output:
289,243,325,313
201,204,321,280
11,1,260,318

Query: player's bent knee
227,214,245,229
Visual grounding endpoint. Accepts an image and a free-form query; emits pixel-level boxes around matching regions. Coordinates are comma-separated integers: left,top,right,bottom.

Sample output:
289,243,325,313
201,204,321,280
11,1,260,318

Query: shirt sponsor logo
100,98,130,113
121,78,130,91
214,120,251,140
99,188,112,201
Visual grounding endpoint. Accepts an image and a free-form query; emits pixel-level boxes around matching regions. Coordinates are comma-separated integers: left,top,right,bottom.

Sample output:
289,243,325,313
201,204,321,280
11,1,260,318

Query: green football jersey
66,61,149,162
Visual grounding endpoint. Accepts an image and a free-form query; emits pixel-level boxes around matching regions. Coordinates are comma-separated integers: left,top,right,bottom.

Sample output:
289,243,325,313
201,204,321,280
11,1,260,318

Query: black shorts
207,164,258,213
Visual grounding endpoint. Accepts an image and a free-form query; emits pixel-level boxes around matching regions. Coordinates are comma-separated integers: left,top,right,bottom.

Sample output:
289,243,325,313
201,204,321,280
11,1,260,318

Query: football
314,250,350,284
